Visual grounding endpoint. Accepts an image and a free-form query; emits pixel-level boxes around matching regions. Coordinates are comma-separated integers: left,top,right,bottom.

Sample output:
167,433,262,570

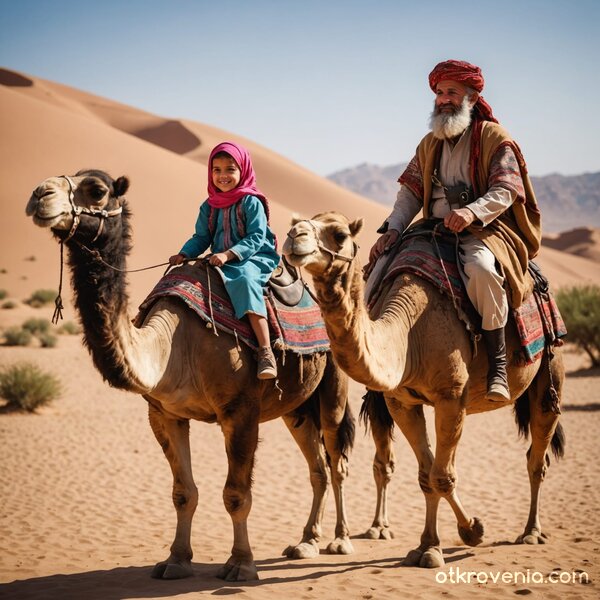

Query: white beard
429,95,473,139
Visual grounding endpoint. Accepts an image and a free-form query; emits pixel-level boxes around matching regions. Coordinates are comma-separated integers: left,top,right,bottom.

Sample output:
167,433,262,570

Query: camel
283,212,565,568
25,171,357,582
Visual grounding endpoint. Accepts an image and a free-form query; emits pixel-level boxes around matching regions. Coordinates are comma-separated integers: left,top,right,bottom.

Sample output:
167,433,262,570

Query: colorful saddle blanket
372,221,566,365
137,263,330,355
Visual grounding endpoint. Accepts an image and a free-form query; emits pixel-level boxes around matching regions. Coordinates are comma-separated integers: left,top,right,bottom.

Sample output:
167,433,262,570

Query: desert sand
0,68,598,599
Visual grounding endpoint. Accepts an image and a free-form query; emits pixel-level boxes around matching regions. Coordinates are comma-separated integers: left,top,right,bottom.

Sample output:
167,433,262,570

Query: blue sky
1,0,598,177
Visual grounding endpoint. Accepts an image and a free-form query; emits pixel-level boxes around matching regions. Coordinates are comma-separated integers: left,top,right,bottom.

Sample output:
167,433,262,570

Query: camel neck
313,259,411,391
67,228,165,394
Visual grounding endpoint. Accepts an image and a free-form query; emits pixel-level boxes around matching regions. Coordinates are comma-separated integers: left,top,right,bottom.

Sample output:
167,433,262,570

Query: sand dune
543,227,600,263
0,68,599,599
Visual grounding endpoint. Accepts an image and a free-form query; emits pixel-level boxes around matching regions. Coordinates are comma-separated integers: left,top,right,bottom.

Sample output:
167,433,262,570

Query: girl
169,141,279,379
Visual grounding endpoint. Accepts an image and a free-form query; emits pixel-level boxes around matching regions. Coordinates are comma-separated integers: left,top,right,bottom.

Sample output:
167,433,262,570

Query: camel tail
550,421,566,461
337,401,356,460
513,391,530,440
513,391,566,462
359,389,394,437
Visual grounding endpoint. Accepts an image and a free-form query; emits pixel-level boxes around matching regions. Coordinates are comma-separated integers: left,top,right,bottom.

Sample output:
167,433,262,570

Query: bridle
60,175,124,243
51,174,125,324
289,219,358,265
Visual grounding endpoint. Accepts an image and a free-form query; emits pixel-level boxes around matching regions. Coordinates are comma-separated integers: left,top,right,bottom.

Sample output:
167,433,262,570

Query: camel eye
333,230,348,245
90,186,106,200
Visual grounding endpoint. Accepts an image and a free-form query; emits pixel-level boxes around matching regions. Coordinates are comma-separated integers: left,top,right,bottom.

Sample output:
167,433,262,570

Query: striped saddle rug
371,221,566,365
136,263,330,355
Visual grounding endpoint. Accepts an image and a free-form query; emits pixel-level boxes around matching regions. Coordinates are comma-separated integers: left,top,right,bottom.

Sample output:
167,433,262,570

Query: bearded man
368,59,541,402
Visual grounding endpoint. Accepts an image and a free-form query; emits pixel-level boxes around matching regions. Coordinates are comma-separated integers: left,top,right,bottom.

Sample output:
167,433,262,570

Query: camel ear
349,218,363,237
113,176,130,197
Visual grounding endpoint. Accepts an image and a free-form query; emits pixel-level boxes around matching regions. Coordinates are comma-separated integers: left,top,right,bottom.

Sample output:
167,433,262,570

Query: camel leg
216,399,260,581
319,359,354,555
516,356,562,545
388,403,445,568
430,392,485,551
363,395,396,540
147,403,197,579
281,412,329,559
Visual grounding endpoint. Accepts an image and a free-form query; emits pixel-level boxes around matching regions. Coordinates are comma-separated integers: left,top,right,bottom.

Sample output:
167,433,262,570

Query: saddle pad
374,226,566,365
513,291,567,364
382,233,466,303
137,264,330,354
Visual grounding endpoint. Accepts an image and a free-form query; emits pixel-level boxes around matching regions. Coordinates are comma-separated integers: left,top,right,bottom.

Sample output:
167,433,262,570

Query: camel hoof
282,539,319,559
516,530,548,545
403,546,444,568
458,517,484,547
420,547,444,568
326,537,354,555
363,526,394,540
403,548,424,566
216,557,259,581
151,559,193,579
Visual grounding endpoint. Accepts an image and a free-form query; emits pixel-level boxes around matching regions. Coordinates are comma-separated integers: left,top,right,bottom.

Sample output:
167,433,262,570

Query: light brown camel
283,212,565,568
26,171,356,582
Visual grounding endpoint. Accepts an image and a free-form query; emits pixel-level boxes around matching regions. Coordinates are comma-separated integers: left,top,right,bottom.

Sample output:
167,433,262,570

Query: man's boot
482,328,510,402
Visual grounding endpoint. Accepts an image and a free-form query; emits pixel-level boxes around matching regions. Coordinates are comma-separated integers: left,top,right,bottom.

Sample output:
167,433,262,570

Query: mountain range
328,162,600,233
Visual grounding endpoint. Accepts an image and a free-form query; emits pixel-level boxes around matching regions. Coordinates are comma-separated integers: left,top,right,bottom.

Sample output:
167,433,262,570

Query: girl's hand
169,253,186,265
209,252,230,266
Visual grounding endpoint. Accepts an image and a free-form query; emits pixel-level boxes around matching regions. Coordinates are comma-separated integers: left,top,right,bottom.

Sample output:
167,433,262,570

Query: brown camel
283,212,565,568
26,171,356,582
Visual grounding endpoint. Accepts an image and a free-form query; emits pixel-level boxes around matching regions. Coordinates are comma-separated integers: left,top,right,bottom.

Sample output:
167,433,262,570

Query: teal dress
180,195,279,319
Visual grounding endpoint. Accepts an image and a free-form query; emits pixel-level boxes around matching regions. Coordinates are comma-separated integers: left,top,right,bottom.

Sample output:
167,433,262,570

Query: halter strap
294,219,358,265
61,175,124,243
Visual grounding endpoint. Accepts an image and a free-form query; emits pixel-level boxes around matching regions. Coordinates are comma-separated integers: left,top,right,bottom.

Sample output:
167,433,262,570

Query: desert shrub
0,268,7,274
26,289,57,307
57,321,81,335
38,333,58,348
0,290,7,300
3,327,32,347
0,362,61,412
1,301,17,309
556,284,600,367
22,318,51,335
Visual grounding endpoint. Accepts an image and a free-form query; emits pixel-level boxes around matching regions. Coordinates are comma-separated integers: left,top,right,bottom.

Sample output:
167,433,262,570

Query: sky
1,0,599,177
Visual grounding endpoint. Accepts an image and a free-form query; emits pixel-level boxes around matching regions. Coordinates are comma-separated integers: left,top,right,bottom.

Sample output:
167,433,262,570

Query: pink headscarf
207,142,270,220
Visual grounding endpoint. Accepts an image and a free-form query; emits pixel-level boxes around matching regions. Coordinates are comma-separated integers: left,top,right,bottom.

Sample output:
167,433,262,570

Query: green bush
22,318,51,335
58,321,81,335
38,333,58,348
0,290,7,300
556,284,600,367
26,289,57,306
3,327,32,347
0,362,61,412
1,301,17,309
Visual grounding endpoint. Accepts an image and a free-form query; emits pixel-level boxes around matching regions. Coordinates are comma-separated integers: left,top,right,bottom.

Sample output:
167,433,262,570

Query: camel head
283,212,363,275
26,170,130,243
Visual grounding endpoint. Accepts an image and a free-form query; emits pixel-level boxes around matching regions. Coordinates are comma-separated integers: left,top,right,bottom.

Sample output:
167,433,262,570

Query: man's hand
169,253,186,266
444,208,475,233
369,229,400,263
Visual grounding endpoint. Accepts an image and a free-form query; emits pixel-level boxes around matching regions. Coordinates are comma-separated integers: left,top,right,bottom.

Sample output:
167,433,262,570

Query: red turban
429,59,497,123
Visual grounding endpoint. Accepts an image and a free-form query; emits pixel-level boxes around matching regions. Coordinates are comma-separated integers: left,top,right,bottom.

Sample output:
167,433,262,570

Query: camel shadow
0,549,481,599
0,558,397,600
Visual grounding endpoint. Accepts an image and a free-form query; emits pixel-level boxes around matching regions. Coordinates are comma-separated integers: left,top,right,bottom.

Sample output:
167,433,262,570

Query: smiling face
434,80,474,114
211,155,241,193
